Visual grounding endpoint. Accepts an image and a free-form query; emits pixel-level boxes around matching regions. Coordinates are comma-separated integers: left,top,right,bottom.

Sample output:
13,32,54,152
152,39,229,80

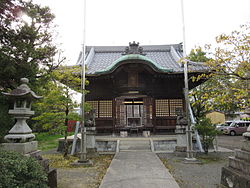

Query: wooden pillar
112,98,116,134
152,98,156,133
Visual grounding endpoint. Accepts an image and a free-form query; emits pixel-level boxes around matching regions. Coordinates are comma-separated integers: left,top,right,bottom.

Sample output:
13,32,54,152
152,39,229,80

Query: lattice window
99,100,112,118
155,99,169,117
87,101,99,117
169,99,183,116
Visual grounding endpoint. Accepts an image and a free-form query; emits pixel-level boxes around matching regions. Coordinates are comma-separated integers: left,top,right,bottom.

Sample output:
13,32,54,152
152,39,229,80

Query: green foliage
0,0,62,142
242,117,250,121
32,81,79,134
190,76,239,118
0,149,48,188
188,47,210,62
0,95,14,143
195,117,219,154
53,66,84,92
0,0,61,91
35,132,63,151
190,24,250,116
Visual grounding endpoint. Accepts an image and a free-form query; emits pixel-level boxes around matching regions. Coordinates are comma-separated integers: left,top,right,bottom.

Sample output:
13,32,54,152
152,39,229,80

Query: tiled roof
76,43,208,75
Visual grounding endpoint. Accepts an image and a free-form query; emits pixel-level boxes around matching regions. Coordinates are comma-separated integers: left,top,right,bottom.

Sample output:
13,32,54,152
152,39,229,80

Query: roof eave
92,54,173,75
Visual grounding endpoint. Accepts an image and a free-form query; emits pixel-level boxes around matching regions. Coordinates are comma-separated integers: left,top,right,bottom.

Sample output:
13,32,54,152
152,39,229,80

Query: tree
32,80,79,134
32,66,90,157
188,47,210,62
52,66,81,157
0,0,62,142
205,24,250,110
195,117,219,154
0,0,62,91
189,24,250,117
32,80,79,157
188,48,213,118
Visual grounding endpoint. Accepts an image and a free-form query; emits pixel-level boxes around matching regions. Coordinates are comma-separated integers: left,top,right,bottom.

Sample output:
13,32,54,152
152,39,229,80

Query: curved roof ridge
95,54,173,75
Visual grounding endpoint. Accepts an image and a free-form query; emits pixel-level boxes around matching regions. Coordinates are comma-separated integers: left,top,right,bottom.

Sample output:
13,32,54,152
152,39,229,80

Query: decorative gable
122,41,146,56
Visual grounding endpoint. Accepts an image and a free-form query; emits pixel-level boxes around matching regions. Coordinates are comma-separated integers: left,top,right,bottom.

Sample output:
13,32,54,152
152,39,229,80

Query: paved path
99,151,180,188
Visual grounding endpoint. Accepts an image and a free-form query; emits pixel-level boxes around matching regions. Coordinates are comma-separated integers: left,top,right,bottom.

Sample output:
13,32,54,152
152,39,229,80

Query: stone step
120,140,149,145
119,140,151,151
235,149,250,163
228,156,250,176
221,166,250,188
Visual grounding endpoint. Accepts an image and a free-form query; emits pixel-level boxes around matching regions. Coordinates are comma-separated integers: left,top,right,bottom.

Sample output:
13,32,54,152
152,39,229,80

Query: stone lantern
2,78,42,153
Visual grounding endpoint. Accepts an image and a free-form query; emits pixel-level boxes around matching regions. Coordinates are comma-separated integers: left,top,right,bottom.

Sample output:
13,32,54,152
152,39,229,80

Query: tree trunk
63,106,69,158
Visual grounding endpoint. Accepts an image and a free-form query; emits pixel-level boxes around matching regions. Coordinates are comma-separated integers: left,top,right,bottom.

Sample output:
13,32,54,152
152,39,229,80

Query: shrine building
80,42,207,134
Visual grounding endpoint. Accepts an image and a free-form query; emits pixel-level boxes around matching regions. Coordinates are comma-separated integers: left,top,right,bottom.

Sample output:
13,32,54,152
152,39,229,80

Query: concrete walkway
99,151,180,188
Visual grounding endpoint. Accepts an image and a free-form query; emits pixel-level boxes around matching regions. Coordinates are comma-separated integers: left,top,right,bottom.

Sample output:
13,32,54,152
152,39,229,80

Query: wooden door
115,98,126,128
143,97,153,128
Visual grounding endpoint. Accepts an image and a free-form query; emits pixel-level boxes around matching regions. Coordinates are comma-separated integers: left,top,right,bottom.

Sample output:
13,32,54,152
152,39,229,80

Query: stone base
183,157,201,164
242,139,250,151
4,133,35,143
176,134,187,147
221,166,250,188
143,131,150,137
96,141,117,152
120,131,128,137
175,146,187,152
86,133,96,149
1,141,38,154
174,146,187,157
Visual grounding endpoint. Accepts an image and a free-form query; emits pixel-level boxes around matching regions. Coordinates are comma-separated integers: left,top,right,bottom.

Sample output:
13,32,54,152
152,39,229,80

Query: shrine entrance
115,96,153,133
124,98,143,127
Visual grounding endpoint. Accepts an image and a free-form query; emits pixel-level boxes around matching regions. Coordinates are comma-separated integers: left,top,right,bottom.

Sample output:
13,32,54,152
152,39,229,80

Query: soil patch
42,153,113,188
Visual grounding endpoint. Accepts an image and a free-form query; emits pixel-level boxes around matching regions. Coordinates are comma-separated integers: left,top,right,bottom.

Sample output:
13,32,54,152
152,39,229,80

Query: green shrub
0,150,48,188
0,95,14,143
195,117,220,154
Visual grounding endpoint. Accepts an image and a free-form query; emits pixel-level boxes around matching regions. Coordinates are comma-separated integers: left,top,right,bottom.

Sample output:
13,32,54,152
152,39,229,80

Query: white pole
180,0,194,159
79,0,87,163
181,0,187,57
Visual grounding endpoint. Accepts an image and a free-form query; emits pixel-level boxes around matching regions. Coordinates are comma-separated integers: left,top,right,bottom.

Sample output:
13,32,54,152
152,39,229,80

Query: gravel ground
158,135,243,188
158,152,233,188
216,135,244,150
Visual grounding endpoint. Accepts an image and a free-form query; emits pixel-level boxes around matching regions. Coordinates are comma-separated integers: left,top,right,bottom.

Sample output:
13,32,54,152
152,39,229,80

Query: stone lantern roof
2,78,42,99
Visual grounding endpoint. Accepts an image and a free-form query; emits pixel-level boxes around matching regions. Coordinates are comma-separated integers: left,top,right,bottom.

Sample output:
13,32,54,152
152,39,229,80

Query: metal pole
181,0,194,159
79,0,87,163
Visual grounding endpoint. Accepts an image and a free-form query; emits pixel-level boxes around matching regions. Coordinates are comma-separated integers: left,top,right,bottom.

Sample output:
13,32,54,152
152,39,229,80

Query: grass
160,157,175,174
35,132,64,151
42,154,80,168
197,155,223,164
42,154,114,169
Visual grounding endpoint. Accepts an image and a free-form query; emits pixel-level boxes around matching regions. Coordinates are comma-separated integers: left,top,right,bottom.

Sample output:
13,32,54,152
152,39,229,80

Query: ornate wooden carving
128,71,138,87
122,41,146,55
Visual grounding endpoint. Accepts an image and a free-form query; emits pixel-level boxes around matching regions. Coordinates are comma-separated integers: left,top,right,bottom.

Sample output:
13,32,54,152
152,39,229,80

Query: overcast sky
33,0,250,65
